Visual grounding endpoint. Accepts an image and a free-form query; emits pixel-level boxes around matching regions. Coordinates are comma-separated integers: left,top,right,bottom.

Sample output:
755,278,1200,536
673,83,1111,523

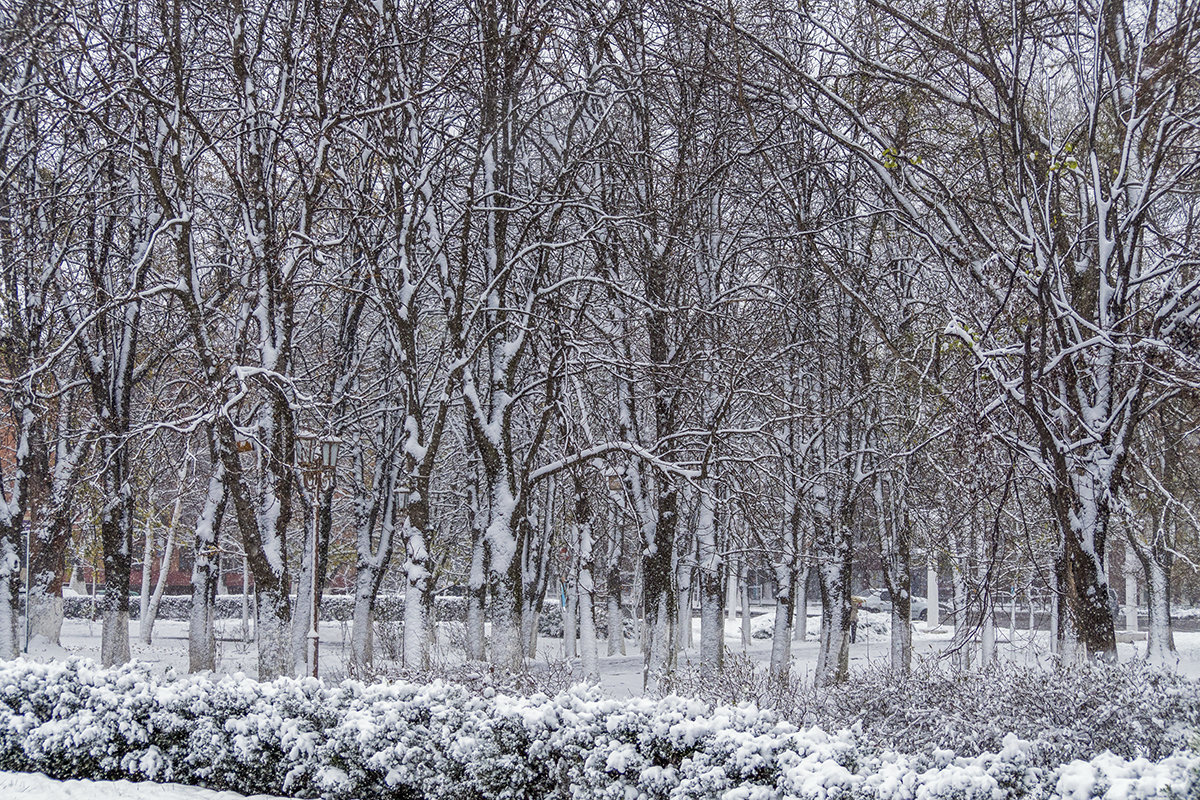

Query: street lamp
296,430,341,678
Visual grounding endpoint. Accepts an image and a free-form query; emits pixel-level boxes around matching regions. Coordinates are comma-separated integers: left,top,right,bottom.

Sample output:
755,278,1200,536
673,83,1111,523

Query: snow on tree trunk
696,481,722,674
403,564,429,670
573,483,599,680
1144,551,1175,664
466,504,487,661
676,562,691,656
349,461,397,677
876,474,912,676
28,507,72,645
139,516,153,642
0,537,18,659
290,516,316,677
949,528,971,670
770,561,795,682
490,564,525,672
605,506,624,656
350,567,376,675
980,599,995,665
1047,461,1119,661
564,589,577,658
99,458,133,667
890,601,912,675
402,509,434,671
255,588,292,681
142,487,183,646
815,552,851,688
641,486,677,690
926,555,939,628
1123,543,1138,632
740,562,751,653
814,484,852,687
189,462,226,673
794,566,809,643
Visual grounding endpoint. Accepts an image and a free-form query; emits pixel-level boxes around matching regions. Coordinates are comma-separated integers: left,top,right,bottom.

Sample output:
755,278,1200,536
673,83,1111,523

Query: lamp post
296,431,341,678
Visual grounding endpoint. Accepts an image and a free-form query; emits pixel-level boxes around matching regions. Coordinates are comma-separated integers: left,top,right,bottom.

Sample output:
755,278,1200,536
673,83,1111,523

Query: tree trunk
466,496,487,661
142,488,183,645
99,445,133,667
605,506,624,656
1046,465,1118,660
641,485,677,689
696,481,722,673
290,512,316,677
814,491,852,687
402,496,436,671
815,549,851,688
349,566,376,675
255,585,292,680
794,565,809,643
28,506,72,645
189,461,226,673
574,481,599,680
1123,543,1138,632
926,554,939,628
0,534,18,659
740,561,751,652
769,561,795,681
1145,554,1174,663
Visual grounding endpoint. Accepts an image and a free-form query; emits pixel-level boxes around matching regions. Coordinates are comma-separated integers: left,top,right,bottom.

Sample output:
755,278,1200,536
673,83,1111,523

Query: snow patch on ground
0,771,285,800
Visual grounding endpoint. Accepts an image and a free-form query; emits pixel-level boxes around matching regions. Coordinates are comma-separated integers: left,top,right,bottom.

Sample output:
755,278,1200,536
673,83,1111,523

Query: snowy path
0,771,285,800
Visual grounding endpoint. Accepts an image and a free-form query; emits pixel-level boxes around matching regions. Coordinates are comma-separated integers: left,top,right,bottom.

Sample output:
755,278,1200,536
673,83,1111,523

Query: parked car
860,588,930,620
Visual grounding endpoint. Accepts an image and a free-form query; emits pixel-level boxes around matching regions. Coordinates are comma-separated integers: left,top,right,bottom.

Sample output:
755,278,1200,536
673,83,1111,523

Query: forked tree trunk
814,512,852,687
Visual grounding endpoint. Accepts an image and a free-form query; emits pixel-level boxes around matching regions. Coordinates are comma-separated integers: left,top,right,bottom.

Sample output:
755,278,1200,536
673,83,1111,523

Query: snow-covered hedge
0,659,1196,800
537,601,638,641
60,595,466,623
666,656,1200,767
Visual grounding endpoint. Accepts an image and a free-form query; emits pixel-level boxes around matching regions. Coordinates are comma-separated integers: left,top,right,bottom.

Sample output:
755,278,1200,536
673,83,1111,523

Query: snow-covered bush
365,655,579,697
537,601,638,640
664,656,1200,767
0,657,1195,800
59,594,466,623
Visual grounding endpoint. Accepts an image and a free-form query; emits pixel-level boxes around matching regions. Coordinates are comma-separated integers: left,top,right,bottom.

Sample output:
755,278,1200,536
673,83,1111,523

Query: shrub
661,654,1200,766
0,657,1195,800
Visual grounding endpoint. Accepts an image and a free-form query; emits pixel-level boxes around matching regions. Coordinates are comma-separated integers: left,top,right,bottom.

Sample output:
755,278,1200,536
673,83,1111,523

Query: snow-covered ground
24,606,1200,690
0,771,286,800
5,611,1200,800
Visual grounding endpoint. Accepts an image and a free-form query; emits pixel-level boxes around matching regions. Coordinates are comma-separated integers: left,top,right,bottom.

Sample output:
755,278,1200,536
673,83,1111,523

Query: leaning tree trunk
142,484,184,645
